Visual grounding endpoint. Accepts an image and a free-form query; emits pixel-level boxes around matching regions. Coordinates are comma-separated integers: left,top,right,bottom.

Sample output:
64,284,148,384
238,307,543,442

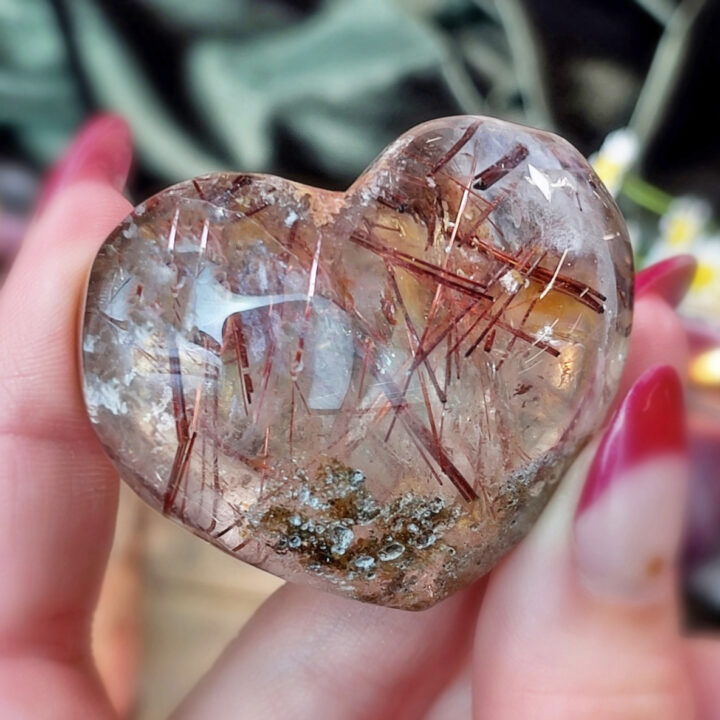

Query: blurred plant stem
66,0,225,180
622,174,673,216
479,0,554,129
630,0,709,160
632,0,676,25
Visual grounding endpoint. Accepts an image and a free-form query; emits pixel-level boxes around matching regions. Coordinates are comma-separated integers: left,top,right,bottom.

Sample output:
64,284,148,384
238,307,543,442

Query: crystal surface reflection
82,116,633,608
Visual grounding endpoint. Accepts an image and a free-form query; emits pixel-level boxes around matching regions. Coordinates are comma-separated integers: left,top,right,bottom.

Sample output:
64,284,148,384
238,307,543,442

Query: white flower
590,128,639,196
680,237,720,319
658,197,711,254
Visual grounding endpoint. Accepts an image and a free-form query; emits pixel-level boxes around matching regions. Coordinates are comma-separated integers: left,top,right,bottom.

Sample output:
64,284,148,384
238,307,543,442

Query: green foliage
0,0,519,180
0,0,711,206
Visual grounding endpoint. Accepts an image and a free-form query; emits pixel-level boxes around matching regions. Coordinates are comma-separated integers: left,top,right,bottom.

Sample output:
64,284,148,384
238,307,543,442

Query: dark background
1,0,718,203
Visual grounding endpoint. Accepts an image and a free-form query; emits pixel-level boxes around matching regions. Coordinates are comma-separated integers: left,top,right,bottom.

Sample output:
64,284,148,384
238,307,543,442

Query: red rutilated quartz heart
82,116,633,609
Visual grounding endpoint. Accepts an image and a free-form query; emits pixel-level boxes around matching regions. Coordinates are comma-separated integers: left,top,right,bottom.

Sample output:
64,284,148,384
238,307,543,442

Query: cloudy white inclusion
192,267,354,411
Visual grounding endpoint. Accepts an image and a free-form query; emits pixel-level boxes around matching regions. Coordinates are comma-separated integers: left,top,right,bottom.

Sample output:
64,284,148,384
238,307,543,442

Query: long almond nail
36,114,132,214
574,365,688,604
636,255,697,308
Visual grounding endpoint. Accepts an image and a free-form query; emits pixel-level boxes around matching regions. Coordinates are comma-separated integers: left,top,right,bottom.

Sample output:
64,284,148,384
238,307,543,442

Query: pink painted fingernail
636,255,697,308
574,365,688,604
36,114,132,214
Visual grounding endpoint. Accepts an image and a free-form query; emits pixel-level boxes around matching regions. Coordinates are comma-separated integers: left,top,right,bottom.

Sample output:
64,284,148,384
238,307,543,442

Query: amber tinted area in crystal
82,116,633,609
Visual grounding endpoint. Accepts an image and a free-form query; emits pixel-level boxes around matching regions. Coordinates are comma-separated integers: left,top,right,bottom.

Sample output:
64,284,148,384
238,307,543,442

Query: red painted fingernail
574,365,688,604
636,255,697,308
36,114,132,214
577,365,686,515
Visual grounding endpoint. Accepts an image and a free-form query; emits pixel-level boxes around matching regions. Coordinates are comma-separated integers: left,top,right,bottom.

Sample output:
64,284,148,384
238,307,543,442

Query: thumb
472,359,693,719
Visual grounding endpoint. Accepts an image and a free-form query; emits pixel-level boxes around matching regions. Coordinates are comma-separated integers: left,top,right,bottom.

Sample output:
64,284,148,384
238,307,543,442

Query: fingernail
574,365,688,605
636,255,697,308
36,114,132,214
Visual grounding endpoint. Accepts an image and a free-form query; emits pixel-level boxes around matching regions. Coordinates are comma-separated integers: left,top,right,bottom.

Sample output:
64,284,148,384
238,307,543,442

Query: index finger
0,116,132,717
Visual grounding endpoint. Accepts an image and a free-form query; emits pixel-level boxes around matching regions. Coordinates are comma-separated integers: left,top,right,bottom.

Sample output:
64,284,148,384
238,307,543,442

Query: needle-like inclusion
82,116,633,609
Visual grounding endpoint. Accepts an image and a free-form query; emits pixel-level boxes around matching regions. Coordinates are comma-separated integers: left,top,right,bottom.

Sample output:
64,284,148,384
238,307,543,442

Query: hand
0,117,716,720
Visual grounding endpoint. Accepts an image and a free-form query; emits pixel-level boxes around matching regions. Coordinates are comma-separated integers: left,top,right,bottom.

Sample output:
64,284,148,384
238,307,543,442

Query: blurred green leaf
141,0,300,36
187,0,448,172
630,0,709,159
483,0,553,129
0,69,78,125
631,0,675,25
0,0,83,158
0,0,67,69
67,0,226,181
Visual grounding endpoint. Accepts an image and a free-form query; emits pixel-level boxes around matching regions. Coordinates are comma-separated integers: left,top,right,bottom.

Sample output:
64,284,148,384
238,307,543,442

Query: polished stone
82,116,633,609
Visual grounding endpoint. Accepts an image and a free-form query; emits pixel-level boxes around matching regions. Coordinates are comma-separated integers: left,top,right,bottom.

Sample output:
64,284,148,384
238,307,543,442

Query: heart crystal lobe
82,116,632,609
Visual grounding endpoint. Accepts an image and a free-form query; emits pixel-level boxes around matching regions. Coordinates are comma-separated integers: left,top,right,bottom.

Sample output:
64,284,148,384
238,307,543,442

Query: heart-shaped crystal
82,116,632,609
